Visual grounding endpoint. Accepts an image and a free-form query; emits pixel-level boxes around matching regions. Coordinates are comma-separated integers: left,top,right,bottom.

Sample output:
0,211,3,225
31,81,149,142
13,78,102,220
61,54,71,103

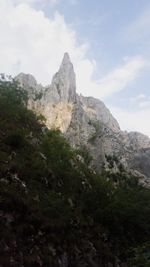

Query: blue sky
0,0,150,136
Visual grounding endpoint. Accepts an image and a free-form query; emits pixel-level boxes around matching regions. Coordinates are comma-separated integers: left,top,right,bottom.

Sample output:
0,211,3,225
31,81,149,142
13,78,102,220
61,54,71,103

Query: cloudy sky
1,0,150,136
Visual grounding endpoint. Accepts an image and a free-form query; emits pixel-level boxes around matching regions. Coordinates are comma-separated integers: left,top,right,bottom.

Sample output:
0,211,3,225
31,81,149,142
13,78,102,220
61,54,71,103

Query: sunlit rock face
51,52,77,103
40,52,76,132
16,53,150,182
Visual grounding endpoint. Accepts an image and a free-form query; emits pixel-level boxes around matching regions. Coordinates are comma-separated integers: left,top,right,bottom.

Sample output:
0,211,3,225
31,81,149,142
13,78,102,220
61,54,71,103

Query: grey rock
15,53,150,184
45,52,76,104
15,73,43,95
79,95,120,132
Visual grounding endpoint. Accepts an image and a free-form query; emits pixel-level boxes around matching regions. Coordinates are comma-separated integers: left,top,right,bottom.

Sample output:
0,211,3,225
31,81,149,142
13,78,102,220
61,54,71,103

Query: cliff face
15,53,150,183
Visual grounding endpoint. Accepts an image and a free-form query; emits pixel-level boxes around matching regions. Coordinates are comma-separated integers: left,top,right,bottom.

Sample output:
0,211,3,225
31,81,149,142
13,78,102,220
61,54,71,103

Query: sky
1,0,150,136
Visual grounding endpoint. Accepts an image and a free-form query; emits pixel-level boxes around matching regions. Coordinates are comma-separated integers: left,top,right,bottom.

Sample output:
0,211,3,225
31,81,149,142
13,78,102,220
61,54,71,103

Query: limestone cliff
15,53,150,183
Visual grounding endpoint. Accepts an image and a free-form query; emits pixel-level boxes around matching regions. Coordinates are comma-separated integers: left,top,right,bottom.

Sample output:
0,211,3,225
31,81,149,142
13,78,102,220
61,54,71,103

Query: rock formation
15,53,150,184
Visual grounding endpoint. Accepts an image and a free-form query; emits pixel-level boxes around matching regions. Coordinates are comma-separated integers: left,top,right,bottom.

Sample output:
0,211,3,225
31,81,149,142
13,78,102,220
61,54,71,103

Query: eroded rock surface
15,53,150,183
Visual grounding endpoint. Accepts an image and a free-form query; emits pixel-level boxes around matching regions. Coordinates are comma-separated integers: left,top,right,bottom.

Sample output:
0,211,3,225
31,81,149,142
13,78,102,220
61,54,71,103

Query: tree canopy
0,77,150,267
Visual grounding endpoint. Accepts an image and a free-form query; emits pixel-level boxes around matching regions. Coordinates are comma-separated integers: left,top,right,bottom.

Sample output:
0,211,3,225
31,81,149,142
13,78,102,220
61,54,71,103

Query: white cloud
0,0,146,93
95,56,146,98
129,94,150,109
109,92,150,137
139,101,150,109
136,94,146,100
111,106,150,137
0,0,88,85
76,56,147,100
0,0,146,100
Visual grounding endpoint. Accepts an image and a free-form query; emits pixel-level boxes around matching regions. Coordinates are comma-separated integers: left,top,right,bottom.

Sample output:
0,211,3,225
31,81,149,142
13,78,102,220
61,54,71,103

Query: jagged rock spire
60,52,71,67
51,52,77,102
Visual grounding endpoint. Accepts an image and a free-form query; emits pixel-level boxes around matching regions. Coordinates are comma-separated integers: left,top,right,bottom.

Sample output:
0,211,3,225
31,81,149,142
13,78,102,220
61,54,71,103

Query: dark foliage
0,77,150,267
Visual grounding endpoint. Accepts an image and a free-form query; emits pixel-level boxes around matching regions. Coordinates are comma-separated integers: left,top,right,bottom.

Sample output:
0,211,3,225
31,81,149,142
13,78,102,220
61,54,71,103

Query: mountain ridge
15,53,150,184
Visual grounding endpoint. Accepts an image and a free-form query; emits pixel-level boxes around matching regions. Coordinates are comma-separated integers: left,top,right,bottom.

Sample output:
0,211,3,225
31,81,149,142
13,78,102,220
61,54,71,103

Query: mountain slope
0,75,150,267
16,53,150,183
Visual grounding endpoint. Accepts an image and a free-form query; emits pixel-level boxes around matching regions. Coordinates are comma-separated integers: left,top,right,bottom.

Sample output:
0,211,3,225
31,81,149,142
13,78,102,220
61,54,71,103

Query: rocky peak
16,73,37,89
14,54,150,182
60,52,71,69
51,52,76,102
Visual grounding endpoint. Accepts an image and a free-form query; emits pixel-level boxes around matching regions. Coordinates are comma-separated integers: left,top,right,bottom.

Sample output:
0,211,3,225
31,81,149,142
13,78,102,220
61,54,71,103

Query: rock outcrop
15,53,150,183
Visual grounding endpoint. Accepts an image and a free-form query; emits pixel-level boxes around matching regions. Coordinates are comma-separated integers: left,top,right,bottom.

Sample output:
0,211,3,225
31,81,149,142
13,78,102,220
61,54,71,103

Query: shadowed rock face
130,148,150,177
15,53,150,182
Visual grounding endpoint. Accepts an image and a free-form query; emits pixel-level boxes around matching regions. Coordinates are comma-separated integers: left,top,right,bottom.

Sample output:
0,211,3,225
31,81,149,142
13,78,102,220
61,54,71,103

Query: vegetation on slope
0,76,150,267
